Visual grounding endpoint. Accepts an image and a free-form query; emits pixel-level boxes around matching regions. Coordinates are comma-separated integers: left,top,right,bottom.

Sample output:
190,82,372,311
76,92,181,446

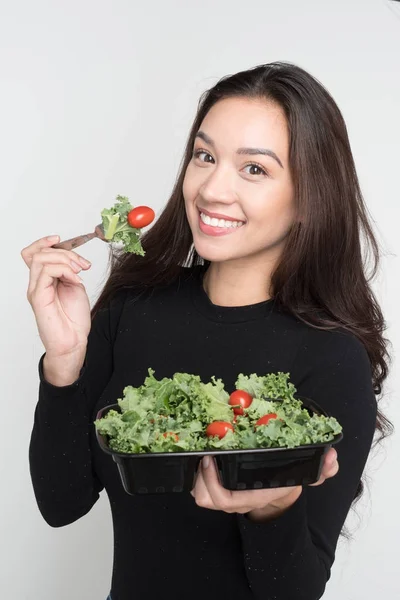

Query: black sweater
29,265,377,600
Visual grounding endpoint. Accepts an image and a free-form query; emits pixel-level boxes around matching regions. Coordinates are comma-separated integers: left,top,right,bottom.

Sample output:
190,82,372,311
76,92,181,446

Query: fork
52,224,108,251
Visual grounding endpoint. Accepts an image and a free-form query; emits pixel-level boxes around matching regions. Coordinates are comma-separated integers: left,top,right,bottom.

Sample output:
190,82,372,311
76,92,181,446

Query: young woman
22,61,391,600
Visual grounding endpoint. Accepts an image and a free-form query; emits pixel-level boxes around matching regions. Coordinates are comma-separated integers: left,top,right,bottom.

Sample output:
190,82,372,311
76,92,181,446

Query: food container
95,396,343,495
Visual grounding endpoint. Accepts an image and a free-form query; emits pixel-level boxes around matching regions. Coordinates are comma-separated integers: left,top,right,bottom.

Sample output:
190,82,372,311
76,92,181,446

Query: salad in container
95,369,343,495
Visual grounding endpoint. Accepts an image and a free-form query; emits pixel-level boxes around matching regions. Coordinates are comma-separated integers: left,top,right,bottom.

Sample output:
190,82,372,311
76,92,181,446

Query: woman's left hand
190,447,339,522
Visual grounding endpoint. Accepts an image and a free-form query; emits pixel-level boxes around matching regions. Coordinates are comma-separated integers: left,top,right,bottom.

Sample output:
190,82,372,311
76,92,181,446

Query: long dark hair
92,61,393,528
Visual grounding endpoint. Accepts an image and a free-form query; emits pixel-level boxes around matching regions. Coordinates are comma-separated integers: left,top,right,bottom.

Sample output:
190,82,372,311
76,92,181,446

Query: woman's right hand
21,235,92,360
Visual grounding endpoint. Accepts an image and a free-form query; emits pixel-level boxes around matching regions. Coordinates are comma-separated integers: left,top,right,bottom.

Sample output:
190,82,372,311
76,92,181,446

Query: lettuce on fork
94,369,343,454
101,195,145,255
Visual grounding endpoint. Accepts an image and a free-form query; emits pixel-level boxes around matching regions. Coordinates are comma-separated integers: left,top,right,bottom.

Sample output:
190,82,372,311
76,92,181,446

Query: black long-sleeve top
29,264,377,600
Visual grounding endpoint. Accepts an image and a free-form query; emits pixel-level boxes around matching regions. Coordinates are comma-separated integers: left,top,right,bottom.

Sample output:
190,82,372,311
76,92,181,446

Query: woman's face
183,97,296,266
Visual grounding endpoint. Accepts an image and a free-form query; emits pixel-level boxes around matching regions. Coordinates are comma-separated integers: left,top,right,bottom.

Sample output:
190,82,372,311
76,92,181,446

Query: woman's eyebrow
195,130,284,169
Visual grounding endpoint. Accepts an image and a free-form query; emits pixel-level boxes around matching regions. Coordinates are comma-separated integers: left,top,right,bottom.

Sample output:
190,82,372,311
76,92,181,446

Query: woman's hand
21,235,92,360
191,447,339,522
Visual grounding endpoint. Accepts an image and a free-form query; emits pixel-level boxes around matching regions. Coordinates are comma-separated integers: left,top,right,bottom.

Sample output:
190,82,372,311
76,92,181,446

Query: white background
1,1,399,598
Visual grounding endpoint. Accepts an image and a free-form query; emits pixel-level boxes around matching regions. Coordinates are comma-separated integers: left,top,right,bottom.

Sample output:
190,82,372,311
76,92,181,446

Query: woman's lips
198,211,244,237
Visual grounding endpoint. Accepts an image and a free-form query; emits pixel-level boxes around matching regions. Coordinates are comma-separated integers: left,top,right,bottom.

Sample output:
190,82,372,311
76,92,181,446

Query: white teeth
200,212,244,229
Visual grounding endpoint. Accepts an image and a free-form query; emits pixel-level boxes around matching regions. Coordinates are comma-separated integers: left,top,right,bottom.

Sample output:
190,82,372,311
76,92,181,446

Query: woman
22,61,391,600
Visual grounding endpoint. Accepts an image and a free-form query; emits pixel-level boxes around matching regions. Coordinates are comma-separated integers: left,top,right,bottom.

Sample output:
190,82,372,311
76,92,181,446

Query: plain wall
1,0,399,598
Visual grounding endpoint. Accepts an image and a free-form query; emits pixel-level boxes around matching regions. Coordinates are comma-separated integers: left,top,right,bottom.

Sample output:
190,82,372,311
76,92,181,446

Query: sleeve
236,332,377,600
28,291,127,528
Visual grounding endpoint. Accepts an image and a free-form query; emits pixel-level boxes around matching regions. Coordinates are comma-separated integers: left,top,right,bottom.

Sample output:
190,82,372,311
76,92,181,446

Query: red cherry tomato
228,390,253,415
255,413,278,427
127,206,155,228
206,421,234,439
162,432,179,442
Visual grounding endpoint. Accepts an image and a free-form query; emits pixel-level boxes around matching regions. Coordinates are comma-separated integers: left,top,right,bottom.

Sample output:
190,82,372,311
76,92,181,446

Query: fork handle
52,231,97,251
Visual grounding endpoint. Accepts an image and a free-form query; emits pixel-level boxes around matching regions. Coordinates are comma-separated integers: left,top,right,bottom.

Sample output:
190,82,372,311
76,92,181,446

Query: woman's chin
193,240,237,263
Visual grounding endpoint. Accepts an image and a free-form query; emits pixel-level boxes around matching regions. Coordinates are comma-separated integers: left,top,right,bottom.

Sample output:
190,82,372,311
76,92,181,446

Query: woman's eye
193,149,213,163
192,149,268,177
243,164,268,177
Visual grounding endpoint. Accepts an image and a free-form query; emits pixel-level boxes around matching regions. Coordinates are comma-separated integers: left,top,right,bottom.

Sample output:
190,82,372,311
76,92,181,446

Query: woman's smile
197,209,246,237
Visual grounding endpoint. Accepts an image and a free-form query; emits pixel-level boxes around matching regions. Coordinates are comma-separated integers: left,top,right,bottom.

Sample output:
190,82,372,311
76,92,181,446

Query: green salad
101,195,155,254
94,369,342,453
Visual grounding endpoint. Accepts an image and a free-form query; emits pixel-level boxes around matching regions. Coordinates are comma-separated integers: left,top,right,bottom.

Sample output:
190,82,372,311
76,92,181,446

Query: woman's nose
200,166,237,204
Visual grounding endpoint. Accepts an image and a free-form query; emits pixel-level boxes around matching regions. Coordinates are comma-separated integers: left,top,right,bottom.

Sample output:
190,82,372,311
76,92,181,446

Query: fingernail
47,235,59,241
71,260,82,272
79,257,91,267
202,456,210,469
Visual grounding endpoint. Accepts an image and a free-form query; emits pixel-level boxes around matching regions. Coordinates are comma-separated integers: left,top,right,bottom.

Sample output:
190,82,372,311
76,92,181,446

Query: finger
40,247,92,269
310,476,326,487
29,249,90,287
310,452,339,487
321,448,338,479
21,235,60,267
28,251,85,294
325,448,337,465
319,448,337,477
200,457,235,512
325,460,339,479
190,463,201,496
191,466,216,510
28,263,82,305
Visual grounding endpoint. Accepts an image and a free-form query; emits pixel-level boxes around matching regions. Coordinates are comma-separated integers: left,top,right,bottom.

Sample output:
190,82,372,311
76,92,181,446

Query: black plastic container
95,397,343,495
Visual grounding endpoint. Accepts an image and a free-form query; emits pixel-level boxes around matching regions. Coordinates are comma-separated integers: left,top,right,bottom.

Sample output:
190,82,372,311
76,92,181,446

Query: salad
94,369,342,454
101,195,155,254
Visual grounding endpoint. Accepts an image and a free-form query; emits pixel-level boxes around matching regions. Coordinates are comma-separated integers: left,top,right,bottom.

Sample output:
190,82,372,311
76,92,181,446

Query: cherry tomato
127,206,155,228
255,413,278,427
206,421,234,439
228,390,253,415
162,432,179,442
